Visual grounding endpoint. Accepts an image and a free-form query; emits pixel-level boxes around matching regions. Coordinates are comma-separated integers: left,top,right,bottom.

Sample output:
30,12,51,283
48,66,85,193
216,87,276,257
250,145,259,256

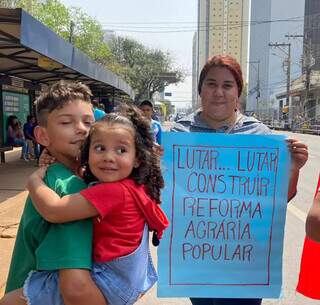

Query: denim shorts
23,224,157,305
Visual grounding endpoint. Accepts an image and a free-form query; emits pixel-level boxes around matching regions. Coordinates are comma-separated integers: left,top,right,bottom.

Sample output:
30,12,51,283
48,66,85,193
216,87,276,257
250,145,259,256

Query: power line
100,16,303,25
100,17,305,33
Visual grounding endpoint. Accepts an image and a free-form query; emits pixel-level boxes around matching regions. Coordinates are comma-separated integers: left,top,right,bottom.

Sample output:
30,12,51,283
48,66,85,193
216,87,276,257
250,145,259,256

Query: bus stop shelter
0,8,134,156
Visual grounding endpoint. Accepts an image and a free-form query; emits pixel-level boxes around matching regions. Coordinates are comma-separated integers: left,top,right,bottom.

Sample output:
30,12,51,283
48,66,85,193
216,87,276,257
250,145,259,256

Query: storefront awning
0,8,134,99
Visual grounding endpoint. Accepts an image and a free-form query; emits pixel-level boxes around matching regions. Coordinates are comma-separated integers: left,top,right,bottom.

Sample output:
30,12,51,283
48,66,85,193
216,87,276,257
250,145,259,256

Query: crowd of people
0,54,318,305
6,115,39,162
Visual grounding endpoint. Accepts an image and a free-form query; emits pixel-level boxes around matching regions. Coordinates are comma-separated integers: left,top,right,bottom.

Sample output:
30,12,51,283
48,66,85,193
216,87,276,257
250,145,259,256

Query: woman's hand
287,138,308,170
38,148,56,167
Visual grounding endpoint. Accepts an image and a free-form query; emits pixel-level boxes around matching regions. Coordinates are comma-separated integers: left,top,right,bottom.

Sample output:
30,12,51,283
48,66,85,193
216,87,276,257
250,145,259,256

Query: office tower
303,0,320,71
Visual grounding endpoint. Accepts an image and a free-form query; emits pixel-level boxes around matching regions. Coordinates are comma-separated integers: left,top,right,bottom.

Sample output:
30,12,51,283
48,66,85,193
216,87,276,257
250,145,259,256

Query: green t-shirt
5,163,92,293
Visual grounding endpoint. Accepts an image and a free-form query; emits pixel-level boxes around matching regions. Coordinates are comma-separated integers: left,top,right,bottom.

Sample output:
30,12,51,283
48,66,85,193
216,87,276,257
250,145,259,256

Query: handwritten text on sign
158,133,289,298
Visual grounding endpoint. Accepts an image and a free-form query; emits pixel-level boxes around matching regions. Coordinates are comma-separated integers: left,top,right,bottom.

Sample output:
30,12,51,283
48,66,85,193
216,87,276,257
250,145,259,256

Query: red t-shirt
296,174,320,299
80,179,169,262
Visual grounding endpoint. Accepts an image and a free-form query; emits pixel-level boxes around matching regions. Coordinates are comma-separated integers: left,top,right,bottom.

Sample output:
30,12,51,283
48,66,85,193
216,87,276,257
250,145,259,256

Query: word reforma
183,197,263,219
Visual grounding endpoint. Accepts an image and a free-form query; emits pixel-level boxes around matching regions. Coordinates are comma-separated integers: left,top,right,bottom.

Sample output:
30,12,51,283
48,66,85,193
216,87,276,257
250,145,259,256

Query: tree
16,0,70,39
109,36,184,101
15,0,119,71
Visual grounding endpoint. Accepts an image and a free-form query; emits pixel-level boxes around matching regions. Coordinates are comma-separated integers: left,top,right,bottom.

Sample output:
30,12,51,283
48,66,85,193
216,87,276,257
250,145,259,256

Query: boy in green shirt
1,82,106,305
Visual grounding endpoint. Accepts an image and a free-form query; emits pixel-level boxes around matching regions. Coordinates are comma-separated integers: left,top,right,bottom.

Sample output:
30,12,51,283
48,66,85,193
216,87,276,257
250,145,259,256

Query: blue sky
61,0,197,109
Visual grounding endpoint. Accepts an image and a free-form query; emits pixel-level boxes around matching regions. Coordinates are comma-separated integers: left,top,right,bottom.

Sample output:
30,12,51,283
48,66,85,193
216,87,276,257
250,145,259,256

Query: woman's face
12,118,18,125
200,66,239,124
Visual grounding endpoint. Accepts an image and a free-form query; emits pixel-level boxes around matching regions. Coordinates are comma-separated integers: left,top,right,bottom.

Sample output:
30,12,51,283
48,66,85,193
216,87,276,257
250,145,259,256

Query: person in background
296,174,320,300
172,54,308,305
139,100,162,145
6,115,29,161
98,103,106,112
23,115,40,159
92,99,106,121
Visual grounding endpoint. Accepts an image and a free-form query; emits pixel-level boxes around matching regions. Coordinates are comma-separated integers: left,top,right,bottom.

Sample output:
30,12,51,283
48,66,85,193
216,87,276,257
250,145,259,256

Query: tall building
198,0,249,78
247,0,272,112
193,0,250,109
303,0,320,71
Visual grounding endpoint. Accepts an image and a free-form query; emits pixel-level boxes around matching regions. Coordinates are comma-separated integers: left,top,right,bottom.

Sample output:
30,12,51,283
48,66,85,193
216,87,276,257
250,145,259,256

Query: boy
1,81,106,305
139,100,162,145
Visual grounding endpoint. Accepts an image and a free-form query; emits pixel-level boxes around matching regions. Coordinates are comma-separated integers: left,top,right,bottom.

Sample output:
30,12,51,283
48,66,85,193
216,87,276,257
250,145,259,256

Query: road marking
287,204,307,223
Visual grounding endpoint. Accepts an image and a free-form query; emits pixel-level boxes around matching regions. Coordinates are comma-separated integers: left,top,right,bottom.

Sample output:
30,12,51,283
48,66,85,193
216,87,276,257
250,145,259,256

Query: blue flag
158,132,290,298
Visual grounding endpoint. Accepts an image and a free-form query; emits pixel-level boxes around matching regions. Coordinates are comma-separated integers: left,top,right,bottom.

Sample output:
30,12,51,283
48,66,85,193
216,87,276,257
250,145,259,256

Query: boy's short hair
139,100,154,109
35,81,92,126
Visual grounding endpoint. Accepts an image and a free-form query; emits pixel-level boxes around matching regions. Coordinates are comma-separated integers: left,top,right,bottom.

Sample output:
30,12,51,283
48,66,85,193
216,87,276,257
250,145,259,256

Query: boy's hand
39,148,56,167
286,138,308,170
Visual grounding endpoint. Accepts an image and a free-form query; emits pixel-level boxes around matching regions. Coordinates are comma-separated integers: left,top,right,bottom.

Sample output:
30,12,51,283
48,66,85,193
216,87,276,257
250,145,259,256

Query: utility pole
285,34,313,117
248,61,260,116
269,42,291,129
69,21,75,44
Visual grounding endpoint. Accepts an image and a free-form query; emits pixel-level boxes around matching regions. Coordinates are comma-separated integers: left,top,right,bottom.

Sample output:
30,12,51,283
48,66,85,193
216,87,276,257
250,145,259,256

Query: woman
172,55,308,305
6,115,29,161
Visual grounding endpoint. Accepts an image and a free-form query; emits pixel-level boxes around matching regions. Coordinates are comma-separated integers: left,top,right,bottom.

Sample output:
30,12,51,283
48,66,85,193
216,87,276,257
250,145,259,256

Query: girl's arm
27,167,99,223
306,191,320,242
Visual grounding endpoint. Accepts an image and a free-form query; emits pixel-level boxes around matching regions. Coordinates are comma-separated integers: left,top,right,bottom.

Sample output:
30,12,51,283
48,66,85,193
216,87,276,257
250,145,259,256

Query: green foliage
16,0,70,40
15,0,118,70
69,7,113,64
110,36,184,101
8,0,183,98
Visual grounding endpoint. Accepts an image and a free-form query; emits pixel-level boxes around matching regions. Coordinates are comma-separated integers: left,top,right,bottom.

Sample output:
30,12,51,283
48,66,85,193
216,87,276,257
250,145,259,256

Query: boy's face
38,99,94,165
140,105,153,120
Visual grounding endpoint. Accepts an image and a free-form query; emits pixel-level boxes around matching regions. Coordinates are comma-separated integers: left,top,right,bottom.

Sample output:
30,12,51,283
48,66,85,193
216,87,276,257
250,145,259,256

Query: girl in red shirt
296,174,320,299
19,104,169,305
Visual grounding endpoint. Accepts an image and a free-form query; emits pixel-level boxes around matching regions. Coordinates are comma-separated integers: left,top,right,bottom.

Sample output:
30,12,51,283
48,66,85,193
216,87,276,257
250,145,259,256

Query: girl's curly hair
80,103,164,204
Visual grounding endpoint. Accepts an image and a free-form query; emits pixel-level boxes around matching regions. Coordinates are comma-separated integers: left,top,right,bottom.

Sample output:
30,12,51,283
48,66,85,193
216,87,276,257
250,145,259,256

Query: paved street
0,131,319,304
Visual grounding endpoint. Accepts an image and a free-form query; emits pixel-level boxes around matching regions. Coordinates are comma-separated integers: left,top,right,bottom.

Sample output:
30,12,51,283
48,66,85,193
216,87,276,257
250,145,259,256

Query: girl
13,104,168,305
296,174,320,300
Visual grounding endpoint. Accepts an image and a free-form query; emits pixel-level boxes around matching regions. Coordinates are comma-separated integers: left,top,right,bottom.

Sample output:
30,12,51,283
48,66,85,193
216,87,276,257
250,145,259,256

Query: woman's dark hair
198,54,243,97
6,115,18,129
80,103,164,204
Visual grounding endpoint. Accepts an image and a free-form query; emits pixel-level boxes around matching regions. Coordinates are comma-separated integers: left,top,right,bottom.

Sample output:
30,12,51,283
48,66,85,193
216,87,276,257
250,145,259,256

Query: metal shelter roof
0,8,134,99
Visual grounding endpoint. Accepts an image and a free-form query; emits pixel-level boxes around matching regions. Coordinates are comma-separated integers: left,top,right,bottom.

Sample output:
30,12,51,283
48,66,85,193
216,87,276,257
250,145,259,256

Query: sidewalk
0,148,37,296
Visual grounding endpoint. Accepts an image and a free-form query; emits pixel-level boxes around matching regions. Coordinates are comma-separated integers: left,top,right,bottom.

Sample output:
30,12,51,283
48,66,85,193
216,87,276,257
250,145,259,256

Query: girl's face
88,123,139,183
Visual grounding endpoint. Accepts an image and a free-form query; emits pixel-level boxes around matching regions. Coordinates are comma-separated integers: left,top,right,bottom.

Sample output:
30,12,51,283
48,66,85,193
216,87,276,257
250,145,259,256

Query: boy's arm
27,168,99,223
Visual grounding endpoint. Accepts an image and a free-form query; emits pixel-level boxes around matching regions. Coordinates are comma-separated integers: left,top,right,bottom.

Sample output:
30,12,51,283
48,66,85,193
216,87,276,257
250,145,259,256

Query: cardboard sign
158,132,290,298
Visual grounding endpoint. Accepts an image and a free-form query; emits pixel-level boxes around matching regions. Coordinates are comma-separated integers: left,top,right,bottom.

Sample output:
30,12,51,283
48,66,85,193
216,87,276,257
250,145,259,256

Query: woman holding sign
172,54,308,305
